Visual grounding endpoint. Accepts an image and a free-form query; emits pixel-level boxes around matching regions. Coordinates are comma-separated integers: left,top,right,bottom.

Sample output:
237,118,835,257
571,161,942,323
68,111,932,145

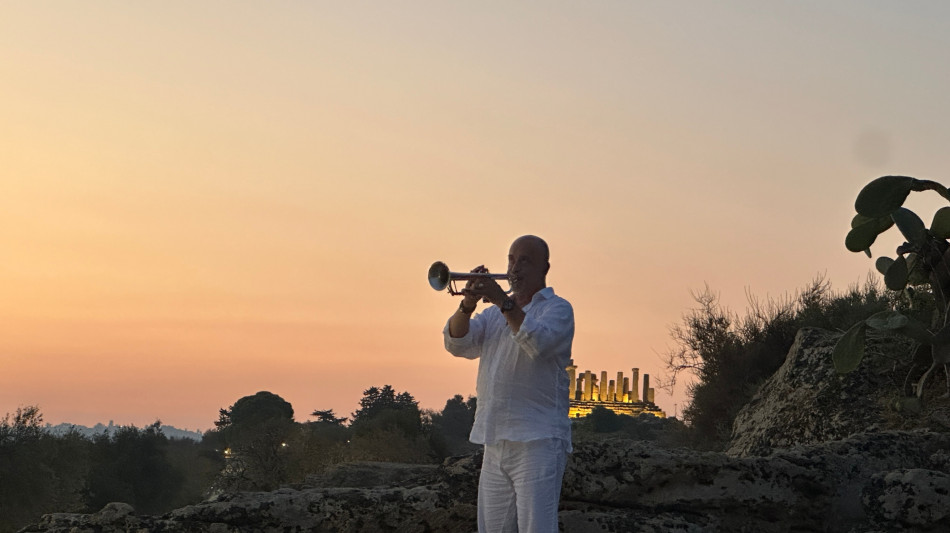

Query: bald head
507,235,550,299
512,235,549,263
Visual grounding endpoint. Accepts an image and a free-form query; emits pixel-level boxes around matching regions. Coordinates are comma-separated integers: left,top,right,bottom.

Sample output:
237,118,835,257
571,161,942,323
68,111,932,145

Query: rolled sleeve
512,298,574,360
443,315,485,360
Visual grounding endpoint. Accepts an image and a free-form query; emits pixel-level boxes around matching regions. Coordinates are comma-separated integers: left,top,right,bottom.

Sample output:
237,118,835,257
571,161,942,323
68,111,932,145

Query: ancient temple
566,360,666,418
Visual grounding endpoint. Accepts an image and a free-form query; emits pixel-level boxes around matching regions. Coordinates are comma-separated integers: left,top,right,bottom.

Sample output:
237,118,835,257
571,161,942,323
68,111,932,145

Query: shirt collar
523,286,554,310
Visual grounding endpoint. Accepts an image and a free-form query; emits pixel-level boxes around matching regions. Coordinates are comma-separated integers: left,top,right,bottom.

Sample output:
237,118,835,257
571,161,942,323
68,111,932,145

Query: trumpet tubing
428,261,509,295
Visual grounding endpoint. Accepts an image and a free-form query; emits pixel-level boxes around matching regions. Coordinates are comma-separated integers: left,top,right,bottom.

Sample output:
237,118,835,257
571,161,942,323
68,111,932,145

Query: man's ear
544,262,550,274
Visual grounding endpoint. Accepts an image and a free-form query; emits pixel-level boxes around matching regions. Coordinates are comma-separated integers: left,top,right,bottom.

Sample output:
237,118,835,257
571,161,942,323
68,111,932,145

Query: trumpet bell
428,261,451,291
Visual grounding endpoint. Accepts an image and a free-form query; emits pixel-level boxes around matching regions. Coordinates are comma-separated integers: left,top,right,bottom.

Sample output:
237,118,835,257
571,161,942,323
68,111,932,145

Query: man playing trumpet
443,235,575,533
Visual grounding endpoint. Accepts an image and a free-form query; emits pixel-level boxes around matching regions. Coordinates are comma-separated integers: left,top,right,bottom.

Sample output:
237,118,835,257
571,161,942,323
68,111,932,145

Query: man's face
507,238,548,296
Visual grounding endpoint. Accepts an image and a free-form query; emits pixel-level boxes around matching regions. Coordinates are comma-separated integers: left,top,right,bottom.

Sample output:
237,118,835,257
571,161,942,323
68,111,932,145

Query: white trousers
477,438,568,533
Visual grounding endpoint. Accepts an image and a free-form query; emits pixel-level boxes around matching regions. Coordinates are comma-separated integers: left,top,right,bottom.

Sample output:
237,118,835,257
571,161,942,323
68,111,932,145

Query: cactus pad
854,176,916,218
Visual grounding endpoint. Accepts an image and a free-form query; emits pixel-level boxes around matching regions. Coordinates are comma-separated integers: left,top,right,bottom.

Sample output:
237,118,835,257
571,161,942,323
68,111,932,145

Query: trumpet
428,261,510,296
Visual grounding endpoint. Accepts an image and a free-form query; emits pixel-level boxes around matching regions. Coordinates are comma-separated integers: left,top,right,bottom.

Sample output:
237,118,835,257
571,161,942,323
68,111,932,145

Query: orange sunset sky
4,2,950,431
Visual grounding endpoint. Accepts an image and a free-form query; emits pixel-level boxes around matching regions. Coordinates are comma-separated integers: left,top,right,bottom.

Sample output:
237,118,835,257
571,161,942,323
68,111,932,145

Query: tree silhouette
1,407,88,531
217,391,294,428
428,395,478,458
344,385,431,462
215,391,295,491
350,385,418,424
310,409,348,426
85,422,182,515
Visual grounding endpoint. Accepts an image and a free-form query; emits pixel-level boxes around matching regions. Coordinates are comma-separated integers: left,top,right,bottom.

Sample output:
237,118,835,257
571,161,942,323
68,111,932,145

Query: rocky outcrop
560,430,950,532
21,328,950,532
727,328,903,457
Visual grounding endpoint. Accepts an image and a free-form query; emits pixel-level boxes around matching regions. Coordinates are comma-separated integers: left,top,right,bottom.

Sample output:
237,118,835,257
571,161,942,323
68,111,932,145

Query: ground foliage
572,406,691,447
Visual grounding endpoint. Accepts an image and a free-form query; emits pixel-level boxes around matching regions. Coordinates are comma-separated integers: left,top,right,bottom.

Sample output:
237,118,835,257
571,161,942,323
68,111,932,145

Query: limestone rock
863,468,950,529
27,502,143,532
728,328,903,457
563,430,950,532
92,502,135,524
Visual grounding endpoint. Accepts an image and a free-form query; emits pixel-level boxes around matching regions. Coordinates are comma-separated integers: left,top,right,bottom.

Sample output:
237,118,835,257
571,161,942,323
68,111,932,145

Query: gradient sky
4,1,950,431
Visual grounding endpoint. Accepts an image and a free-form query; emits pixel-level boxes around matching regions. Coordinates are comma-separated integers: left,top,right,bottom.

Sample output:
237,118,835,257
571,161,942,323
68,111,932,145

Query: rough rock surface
728,327,900,457
863,468,950,528
20,328,950,532
561,430,950,532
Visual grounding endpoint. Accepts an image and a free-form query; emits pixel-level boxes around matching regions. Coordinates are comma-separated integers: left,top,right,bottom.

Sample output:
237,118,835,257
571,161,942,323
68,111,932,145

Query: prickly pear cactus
837,176,950,400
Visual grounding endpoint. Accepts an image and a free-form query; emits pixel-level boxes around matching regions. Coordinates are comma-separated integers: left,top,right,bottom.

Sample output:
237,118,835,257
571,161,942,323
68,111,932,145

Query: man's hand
449,265,488,338
454,265,484,313
462,266,507,308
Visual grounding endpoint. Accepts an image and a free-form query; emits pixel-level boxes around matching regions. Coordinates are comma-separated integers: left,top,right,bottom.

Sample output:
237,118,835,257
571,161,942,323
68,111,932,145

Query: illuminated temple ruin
566,360,666,419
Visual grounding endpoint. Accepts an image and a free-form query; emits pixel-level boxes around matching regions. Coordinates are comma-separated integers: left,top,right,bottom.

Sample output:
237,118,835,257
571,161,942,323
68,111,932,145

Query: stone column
583,370,593,401
643,374,650,405
616,372,624,401
647,387,655,404
566,362,577,402
631,368,640,402
599,371,607,402
575,377,583,401
608,380,615,403
622,377,630,402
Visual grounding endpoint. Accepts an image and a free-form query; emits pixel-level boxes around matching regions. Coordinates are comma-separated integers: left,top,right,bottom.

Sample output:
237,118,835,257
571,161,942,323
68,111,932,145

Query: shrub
664,275,895,449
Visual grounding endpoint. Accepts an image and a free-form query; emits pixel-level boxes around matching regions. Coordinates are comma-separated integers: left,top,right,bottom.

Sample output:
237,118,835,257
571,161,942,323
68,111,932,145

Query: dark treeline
0,387,478,533
0,406,221,532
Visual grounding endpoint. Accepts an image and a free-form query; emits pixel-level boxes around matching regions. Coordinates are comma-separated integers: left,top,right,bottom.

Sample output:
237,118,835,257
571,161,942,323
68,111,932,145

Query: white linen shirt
443,287,574,451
